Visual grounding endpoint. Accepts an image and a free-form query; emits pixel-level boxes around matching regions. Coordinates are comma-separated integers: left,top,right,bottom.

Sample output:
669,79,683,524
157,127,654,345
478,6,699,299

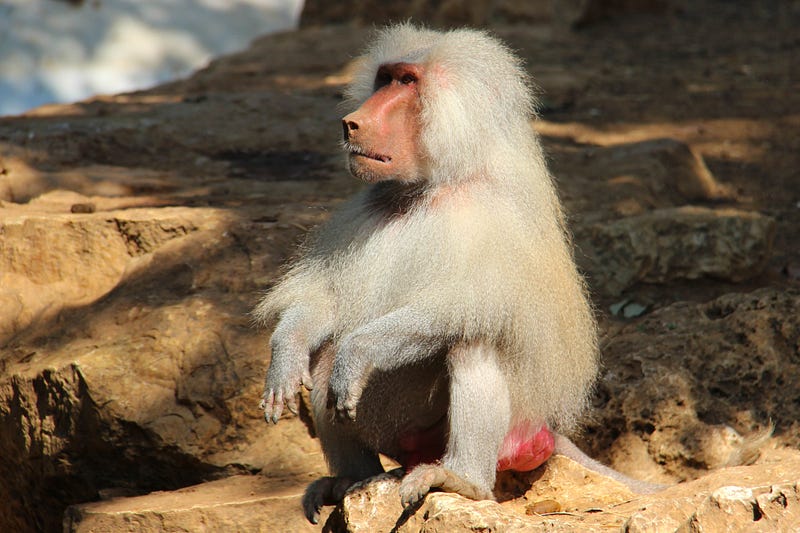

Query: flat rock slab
64,475,330,533
61,450,800,533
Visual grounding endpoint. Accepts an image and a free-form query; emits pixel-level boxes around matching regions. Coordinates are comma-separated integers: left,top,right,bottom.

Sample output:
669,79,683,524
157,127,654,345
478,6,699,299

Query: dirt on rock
1,1,799,532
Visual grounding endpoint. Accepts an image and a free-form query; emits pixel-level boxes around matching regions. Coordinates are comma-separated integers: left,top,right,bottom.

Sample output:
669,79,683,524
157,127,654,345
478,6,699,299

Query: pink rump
496,422,555,472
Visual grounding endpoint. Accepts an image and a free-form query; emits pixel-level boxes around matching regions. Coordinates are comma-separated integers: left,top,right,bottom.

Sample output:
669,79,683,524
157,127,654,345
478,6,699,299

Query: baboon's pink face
342,63,424,183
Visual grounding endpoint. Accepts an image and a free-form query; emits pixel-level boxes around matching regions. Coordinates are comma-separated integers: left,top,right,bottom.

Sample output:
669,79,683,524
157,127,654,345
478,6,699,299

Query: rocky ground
1,1,799,532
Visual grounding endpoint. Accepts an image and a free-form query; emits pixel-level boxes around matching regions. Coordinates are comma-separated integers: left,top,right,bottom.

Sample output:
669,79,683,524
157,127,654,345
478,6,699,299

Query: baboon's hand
260,352,313,424
327,341,369,421
327,363,362,421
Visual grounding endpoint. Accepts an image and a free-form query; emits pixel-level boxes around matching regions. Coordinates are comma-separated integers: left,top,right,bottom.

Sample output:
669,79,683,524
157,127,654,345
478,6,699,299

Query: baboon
256,24,659,523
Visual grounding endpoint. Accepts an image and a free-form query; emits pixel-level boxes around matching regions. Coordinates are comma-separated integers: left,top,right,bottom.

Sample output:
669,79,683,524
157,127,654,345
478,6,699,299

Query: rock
587,287,800,479
409,493,543,533
327,477,411,533
0,317,325,530
689,486,760,530
691,483,800,532
590,138,734,204
64,475,326,533
576,206,775,296
329,476,557,533
300,0,673,28
520,455,635,510
0,202,203,344
553,0,676,28
0,200,329,531
556,139,772,297
326,452,800,532
623,497,698,533
299,0,554,28
625,481,800,532
300,0,495,28
493,1,554,24
549,138,735,222
755,483,800,525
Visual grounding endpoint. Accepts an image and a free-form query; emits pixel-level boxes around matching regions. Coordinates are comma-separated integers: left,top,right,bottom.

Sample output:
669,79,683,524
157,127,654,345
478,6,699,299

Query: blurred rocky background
1,0,799,531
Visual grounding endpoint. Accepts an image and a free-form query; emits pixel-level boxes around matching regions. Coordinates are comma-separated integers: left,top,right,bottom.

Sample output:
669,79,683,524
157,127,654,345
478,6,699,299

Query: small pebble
70,203,96,214
525,499,562,515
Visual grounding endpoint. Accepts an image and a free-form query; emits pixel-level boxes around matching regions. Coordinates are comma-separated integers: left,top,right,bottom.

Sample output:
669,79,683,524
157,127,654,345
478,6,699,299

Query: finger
286,394,299,415
302,485,325,525
260,391,274,420
301,371,314,390
344,401,357,420
271,392,284,424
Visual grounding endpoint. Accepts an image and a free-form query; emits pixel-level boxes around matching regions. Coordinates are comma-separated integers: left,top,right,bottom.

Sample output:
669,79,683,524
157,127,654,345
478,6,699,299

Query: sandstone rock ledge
64,452,800,533
327,453,800,533
64,475,328,533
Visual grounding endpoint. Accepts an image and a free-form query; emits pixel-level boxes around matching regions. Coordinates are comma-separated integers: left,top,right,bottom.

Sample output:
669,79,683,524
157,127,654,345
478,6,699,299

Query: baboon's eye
400,73,417,85
374,70,392,90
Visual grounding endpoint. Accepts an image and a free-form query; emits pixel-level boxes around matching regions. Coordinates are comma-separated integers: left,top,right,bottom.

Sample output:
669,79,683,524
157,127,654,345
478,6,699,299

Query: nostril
342,120,358,141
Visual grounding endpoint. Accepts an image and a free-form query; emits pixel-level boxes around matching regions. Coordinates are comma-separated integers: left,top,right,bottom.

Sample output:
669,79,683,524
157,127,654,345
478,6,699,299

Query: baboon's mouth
346,144,391,163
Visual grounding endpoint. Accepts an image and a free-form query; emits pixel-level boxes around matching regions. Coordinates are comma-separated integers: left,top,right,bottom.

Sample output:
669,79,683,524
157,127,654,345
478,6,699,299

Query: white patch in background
0,0,304,116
